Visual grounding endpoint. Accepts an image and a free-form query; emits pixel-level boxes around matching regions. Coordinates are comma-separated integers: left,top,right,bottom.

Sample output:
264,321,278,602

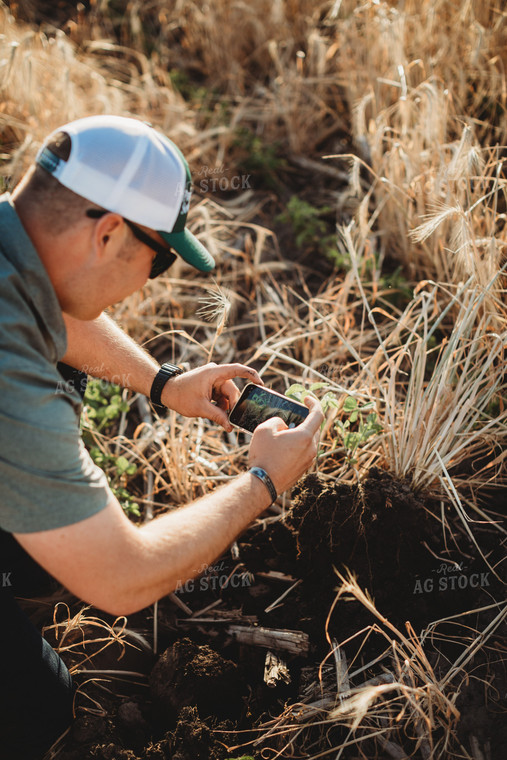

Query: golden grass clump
328,0,507,290
0,2,193,186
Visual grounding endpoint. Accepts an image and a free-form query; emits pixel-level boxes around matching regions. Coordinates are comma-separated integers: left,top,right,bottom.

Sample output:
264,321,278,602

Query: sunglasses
86,209,177,279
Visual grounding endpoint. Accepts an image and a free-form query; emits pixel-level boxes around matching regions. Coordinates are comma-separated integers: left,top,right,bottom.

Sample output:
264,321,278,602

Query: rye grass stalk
196,282,233,362
327,0,507,299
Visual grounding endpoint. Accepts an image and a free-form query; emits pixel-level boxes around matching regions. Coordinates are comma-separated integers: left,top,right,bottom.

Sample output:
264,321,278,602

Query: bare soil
53,468,506,760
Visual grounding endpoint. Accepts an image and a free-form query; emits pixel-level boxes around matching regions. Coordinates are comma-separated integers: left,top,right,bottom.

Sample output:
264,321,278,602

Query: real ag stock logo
175,560,253,594
195,164,251,194
413,562,490,595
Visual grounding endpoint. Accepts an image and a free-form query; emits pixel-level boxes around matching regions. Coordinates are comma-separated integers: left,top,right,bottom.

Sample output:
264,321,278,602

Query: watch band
249,466,278,504
150,362,183,408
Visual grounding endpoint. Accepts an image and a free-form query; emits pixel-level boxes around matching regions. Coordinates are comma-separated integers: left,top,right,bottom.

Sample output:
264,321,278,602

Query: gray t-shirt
0,194,112,533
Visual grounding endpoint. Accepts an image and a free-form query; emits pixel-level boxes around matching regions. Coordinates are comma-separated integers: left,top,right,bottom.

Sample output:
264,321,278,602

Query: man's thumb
256,415,287,433
205,403,232,431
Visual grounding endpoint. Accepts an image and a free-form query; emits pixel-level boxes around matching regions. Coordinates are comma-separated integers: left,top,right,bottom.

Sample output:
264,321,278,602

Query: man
0,115,323,758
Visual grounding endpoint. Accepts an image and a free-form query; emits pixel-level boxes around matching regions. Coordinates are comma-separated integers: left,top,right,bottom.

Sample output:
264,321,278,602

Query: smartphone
229,383,309,433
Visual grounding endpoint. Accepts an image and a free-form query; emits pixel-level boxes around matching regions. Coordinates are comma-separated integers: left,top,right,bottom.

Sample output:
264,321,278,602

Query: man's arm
62,311,159,394
15,398,323,616
62,312,262,430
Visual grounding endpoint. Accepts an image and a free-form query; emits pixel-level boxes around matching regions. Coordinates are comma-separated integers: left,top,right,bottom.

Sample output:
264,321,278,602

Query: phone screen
229,384,309,433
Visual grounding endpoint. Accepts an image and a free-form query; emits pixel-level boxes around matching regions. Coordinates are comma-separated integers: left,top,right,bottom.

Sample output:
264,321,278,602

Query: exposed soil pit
286,468,438,628
285,469,505,630
52,468,506,760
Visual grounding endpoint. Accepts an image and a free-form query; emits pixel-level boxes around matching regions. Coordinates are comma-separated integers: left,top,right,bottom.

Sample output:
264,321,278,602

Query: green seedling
335,396,383,464
83,378,130,433
286,382,341,415
90,450,141,519
233,126,286,190
286,384,382,465
276,196,345,268
82,379,140,518
89,449,137,480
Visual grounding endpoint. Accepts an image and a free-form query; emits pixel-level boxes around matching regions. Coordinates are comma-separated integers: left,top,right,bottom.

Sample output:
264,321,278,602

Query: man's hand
248,395,324,494
161,363,263,431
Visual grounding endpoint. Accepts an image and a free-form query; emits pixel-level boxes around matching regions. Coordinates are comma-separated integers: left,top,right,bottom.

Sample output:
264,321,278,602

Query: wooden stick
256,571,298,583
332,639,350,703
265,579,301,613
180,613,258,625
191,599,223,618
169,592,192,616
227,625,309,655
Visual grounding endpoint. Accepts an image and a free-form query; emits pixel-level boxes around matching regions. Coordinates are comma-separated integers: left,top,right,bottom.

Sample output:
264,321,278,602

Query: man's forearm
15,399,322,616
124,470,272,612
16,470,273,617
62,312,159,396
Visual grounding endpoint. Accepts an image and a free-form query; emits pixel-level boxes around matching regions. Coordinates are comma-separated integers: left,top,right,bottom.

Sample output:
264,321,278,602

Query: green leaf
344,432,360,451
286,383,306,400
116,456,131,475
309,382,329,392
343,396,358,412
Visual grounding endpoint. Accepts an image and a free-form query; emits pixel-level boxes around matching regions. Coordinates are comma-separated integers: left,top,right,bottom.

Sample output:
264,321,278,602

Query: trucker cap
35,114,215,273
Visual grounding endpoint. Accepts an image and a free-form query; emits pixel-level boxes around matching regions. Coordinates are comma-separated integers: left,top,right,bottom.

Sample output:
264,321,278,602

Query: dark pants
0,364,87,759
0,531,75,760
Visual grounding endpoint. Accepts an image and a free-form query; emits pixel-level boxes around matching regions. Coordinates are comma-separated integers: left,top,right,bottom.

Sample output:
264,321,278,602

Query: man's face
86,210,177,280
97,224,169,311
60,216,174,321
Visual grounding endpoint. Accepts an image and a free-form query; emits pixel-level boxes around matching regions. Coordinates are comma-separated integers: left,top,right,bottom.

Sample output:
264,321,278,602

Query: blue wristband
249,466,278,503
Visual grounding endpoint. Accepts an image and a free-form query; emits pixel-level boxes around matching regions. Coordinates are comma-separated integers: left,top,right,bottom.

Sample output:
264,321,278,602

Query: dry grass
1,1,506,758
252,573,506,760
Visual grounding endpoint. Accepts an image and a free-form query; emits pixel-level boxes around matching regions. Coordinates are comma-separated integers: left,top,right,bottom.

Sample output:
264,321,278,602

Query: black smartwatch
150,362,184,408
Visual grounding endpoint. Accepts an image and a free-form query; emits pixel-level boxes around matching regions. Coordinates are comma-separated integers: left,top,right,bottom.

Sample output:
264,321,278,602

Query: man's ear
92,213,125,260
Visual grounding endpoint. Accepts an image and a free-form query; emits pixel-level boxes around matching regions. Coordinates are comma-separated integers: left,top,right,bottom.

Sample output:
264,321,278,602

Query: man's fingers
211,364,263,408
213,378,241,408
212,363,263,386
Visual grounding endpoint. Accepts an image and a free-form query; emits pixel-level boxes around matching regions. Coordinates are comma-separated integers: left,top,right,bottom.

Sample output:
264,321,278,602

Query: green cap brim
160,229,215,272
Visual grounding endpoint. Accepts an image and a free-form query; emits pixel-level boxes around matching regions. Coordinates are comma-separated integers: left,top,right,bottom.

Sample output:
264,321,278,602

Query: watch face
161,363,182,376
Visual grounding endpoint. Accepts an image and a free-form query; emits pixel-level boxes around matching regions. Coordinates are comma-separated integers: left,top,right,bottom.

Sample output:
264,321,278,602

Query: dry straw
254,573,505,760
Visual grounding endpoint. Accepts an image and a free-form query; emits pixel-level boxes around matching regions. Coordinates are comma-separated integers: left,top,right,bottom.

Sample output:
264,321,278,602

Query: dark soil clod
150,637,244,727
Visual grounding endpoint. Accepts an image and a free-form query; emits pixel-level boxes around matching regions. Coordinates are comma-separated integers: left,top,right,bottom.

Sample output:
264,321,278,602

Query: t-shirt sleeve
0,365,113,534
